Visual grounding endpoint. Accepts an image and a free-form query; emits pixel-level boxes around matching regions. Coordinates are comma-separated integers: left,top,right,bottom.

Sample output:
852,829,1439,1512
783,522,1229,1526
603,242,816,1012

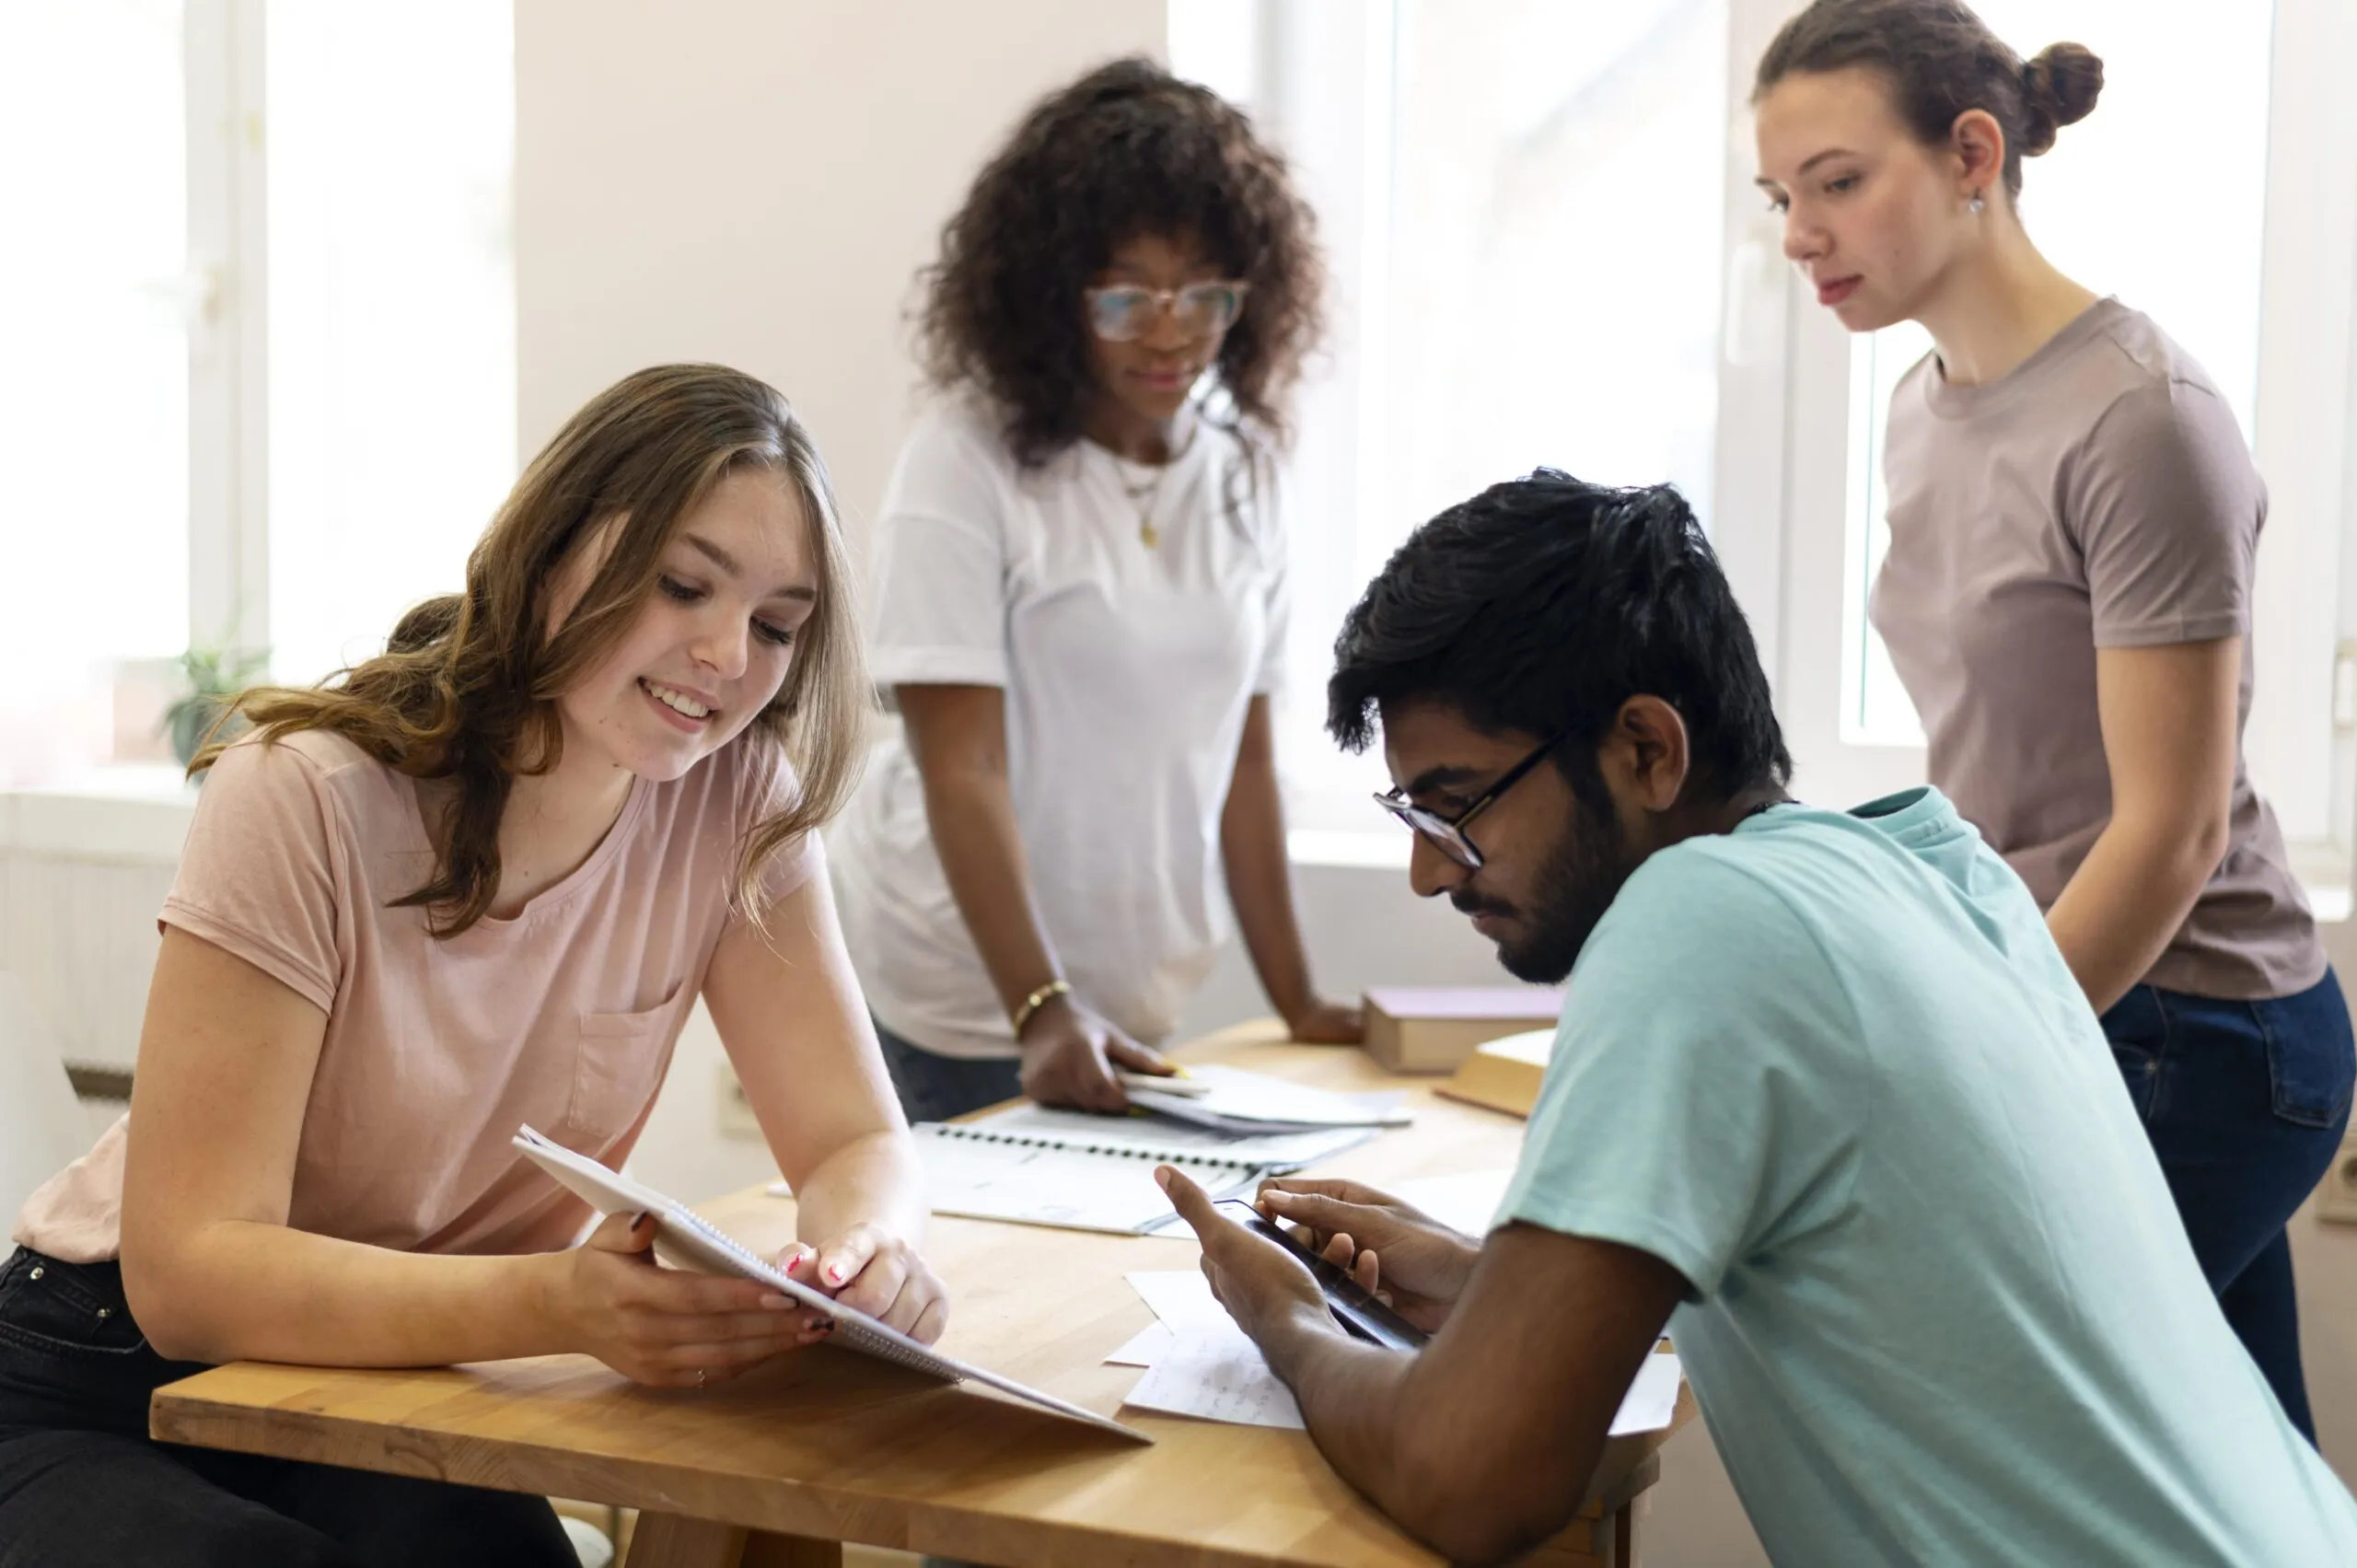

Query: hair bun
2020,41,2105,155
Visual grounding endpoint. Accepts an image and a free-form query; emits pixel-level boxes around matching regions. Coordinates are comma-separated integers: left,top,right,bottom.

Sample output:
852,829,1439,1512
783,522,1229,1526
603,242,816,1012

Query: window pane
0,1,190,785
1845,1,2273,743
266,0,515,690
1371,0,1727,564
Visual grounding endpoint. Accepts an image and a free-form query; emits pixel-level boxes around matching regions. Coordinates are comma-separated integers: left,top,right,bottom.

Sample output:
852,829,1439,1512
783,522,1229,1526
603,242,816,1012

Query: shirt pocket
564,982,683,1139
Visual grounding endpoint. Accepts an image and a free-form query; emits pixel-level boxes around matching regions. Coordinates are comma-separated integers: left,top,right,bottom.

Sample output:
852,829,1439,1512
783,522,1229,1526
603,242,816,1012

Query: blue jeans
874,1018,1023,1124
2099,966,2356,1441
0,1248,575,1567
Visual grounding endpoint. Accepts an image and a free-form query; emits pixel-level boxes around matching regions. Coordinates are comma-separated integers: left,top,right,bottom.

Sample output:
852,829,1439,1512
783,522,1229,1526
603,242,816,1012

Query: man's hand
1259,1178,1479,1333
1156,1166,1341,1347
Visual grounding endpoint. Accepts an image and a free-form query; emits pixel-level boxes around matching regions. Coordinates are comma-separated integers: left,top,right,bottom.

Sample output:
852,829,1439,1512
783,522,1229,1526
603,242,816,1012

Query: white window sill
0,766,200,861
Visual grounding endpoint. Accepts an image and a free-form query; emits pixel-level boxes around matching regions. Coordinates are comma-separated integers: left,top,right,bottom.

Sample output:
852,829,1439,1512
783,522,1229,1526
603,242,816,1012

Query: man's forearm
1256,1306,1425,1521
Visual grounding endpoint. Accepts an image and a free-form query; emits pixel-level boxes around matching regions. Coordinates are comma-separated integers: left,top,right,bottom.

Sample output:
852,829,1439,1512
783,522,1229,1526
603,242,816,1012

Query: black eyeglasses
1374,733,1566,871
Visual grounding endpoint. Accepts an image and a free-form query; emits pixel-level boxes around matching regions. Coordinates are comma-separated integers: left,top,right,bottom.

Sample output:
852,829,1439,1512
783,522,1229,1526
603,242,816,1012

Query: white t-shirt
830,399,1288,1061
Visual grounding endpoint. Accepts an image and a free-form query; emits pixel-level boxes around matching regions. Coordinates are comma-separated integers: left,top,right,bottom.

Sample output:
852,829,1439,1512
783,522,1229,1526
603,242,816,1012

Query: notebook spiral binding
921,1122,1261,1170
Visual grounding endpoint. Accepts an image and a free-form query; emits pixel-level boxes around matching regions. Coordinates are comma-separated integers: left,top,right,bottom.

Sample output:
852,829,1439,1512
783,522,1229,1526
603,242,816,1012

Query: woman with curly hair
832,57,1360,1121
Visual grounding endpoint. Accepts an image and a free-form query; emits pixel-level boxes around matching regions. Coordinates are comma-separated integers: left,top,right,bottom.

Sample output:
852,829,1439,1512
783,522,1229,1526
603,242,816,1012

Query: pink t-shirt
14,727,816,1264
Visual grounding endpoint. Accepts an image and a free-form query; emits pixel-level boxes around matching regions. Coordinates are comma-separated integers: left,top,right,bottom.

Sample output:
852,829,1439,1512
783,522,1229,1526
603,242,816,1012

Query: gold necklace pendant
1140,519,1159,548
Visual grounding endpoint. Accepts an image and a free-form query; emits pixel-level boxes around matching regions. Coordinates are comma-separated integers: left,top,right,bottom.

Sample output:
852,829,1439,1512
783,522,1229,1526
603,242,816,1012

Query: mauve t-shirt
1870,298,2320,1001
14,726,815,1264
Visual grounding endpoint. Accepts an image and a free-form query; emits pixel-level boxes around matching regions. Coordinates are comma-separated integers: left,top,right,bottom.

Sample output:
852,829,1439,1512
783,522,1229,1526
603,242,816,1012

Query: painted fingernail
824,1264,845,1285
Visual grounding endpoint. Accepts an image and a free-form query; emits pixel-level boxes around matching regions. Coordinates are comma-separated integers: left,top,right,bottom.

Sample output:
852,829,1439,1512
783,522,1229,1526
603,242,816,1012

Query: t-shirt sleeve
732,741,821,911
158,738,343,1014
2069,378,2263,649
1497,845,1866,1297
866,412,1012,690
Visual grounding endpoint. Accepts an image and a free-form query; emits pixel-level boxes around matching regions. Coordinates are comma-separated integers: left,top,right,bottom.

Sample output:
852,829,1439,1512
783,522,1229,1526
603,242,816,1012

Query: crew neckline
1921,296,2122,420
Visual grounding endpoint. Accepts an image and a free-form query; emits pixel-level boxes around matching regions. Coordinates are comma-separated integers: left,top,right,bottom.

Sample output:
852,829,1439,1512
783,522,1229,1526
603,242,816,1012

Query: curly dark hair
916,57,1324,467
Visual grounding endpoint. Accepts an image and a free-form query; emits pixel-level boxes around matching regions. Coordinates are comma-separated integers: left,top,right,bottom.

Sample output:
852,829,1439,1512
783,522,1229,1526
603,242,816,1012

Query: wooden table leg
623,1514,741,1568
742,1531,844,1568
1614,1491,1647,1568
623,1515,842,1568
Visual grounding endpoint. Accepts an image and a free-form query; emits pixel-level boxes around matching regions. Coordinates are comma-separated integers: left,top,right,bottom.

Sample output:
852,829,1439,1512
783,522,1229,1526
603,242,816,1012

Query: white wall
515,0,1165,521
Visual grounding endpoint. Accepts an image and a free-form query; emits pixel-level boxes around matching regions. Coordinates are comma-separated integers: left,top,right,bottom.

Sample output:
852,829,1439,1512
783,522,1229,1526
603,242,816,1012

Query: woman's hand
1018,994,1171,1112
552,1212,829,1388
791,1221,950,1343
1284,997,1365,1045
1257,1178,1480,1333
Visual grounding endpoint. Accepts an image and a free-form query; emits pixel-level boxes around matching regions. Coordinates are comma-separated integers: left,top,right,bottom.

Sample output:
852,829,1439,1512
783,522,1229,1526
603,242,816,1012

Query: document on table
1111,1270,1682,1437
1123,1328,1306,1430
1115,1270,1305,1429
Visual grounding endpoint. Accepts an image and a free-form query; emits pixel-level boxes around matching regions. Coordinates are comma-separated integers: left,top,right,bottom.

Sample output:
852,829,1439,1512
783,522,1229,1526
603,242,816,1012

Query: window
266,3,516,692
0,0,513,790
1771,0,2357,866
1175,0,1732,838
1841,0,2273,746
0,1,192,786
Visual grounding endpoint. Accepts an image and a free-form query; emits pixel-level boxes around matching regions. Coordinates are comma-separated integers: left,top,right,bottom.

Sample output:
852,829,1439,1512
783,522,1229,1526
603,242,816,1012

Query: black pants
0,1247,576,1568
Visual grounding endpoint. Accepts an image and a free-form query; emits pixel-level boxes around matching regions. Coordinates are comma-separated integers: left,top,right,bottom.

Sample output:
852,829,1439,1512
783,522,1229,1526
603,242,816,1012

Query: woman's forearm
790,1129,929,1251
919,767,1067,1018
125,1221,568,1368
2046,816,2220,1015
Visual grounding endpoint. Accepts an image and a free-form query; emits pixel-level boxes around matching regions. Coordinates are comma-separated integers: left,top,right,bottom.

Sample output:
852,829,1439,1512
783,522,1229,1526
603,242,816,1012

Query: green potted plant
161,645,269,768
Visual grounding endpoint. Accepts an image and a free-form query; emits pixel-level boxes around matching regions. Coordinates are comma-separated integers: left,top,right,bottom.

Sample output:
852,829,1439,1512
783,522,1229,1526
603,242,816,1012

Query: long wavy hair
916,56,1324,468
196,364,867,935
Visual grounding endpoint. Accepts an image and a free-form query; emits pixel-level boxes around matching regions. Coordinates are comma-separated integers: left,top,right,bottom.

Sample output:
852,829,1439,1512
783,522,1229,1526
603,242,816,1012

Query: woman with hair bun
1754,0,2353,1438
833,58,1360,1123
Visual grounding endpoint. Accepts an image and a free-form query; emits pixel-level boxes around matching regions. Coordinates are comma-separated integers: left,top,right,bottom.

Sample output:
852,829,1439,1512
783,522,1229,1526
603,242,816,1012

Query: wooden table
150,1020,1693,1566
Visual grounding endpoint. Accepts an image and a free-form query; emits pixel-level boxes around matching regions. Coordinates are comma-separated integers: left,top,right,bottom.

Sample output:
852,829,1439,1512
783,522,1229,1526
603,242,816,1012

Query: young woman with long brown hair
0,365,945,1564
1753,0,2355,1440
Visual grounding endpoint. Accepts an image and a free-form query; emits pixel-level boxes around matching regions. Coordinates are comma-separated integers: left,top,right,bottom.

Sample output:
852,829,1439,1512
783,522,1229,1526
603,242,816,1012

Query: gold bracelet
1010,979,1074,1038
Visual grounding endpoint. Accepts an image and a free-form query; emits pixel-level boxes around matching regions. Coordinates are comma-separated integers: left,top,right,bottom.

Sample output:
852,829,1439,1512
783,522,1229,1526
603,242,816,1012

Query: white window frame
1725,0,2357,900
182,0,271,661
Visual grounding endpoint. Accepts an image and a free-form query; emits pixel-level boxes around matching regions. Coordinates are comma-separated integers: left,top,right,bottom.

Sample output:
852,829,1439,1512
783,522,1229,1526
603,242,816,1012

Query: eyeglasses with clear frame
1373,732,1567,871
1084,281,1251,343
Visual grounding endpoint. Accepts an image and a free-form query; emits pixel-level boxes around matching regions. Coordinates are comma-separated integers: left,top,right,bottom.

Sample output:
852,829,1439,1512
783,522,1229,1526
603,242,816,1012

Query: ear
1599,696,1690,814
1948,108,2005,203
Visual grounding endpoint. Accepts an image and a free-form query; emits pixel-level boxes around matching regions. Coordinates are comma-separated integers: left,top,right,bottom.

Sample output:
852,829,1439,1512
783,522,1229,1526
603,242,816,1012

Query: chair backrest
0,975,93,1221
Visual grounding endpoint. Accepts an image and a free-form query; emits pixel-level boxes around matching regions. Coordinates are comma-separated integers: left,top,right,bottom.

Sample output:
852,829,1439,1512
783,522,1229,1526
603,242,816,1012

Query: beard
1454,787,1639,984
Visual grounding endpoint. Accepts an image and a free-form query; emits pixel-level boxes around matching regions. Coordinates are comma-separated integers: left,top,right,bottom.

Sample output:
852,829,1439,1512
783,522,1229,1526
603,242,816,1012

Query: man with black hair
1159,471,2357,1567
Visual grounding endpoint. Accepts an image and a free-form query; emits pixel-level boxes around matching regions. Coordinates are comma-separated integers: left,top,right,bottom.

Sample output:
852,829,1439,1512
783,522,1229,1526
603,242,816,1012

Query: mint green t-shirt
1499,788,2357,1566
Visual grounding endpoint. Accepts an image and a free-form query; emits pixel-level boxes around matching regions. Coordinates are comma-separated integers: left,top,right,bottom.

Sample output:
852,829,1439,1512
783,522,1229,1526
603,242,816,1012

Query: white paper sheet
1610,1352,1683,1436
1106,1321,1174,1367
1387,1168,1516,1238
1123,1270,1235,1335
1121,1326,1306,1430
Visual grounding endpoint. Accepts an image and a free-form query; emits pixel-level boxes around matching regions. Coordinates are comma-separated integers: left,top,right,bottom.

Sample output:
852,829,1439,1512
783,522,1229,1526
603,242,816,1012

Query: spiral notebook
898,1103,1378,1235
509,1126,1147,1443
